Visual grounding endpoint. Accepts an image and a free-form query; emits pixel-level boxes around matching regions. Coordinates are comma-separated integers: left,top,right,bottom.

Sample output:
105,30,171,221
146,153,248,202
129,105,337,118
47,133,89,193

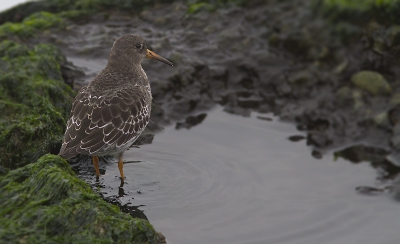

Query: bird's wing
58,86,150,159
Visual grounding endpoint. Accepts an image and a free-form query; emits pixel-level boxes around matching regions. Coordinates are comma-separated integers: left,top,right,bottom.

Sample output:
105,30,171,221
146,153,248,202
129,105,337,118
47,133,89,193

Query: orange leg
118,156,125,180
92,156,100,176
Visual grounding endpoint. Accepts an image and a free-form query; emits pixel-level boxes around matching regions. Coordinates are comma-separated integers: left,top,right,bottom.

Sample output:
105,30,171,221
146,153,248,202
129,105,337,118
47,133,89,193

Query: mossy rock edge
0,154,159,244
0,40,75,169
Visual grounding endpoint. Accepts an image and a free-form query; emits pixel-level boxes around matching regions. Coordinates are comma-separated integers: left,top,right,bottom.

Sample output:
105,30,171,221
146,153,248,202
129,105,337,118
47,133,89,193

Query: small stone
287,70,315,86
351,70,392,96
168,51,183,65
373,111,388,127
391,130,400,150
268,33,280,46
335,86,353,102
390,26,400,47
334,59,348,74
352,89,364,110
217,27,242,48
154,17,167,25
390,92,400,105
203,25,216,33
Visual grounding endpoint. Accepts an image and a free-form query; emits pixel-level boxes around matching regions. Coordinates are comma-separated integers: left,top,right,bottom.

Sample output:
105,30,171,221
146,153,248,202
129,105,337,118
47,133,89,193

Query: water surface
79,107,400,244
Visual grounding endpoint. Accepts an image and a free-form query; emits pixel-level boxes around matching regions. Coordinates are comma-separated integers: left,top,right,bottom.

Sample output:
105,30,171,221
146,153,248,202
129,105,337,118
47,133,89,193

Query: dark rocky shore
1,0,400,242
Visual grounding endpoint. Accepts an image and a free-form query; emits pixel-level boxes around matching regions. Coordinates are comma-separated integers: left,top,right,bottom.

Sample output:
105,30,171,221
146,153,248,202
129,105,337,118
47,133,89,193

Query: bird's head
110,34,173,67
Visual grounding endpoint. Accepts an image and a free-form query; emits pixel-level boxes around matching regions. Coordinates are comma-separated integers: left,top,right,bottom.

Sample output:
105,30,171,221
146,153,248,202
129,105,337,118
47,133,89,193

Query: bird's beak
146,50,174,66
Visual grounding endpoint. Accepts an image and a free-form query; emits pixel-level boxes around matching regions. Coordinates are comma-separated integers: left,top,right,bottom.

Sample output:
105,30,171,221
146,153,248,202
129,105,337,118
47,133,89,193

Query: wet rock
287,70,316,86
237,95,262,108
390,92,400,106
333,59,348,74
390,123,400,150
387,151,400,167
373,111,390,128
388,105,400,125
0,154,159,244
389,25,400,47
311,149,323,159
335,86,354,106
351,70,392,96
223,104,251,117
391,176,400,201
307,132,332,147
268,32,279,46
273,81,292,96
288,135,305,142
282,30,312,57
60,62,85,87
217,27,242,49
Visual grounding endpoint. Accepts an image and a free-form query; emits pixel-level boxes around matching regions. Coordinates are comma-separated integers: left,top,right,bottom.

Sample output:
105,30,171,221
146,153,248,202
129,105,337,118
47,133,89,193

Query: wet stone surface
30,1,396,153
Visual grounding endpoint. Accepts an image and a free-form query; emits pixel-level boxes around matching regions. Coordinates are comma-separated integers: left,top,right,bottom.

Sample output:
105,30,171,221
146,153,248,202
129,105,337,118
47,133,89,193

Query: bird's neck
106,53,135,71
91,59,149,90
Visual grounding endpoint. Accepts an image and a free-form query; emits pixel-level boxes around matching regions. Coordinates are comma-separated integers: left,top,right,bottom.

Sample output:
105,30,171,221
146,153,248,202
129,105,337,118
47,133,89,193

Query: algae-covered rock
0,154,159,244
335,85,365,110
0,11,64,40
0,40,75,169
351,70,392,96
313,0,400,24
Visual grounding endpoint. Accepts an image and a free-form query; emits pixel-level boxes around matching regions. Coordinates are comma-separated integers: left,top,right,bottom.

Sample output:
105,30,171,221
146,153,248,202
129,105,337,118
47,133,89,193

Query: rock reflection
104,194,148,220
71,157,149,220
334,145,389,164
334,144,400,198
175,113,207,130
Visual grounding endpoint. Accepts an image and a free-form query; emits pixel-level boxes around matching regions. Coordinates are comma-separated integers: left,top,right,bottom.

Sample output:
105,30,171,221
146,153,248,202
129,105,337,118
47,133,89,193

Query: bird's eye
135,44,142,49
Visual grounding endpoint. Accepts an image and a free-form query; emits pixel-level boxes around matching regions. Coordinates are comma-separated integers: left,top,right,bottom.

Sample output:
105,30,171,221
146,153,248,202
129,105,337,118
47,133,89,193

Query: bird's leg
92,156,100,176
118,155,125,181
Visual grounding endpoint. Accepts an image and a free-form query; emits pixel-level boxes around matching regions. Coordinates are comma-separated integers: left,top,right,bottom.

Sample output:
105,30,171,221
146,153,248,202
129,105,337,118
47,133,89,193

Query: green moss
320,0,379,11
313,0,400,24
351,70,392,96
23,11,63,29
187,2,215,13
0,40,29,57
0,154,159,244
185,0,264,14
0,41,75,169
0,11,63,40
44,0,175,13
318,0,398,10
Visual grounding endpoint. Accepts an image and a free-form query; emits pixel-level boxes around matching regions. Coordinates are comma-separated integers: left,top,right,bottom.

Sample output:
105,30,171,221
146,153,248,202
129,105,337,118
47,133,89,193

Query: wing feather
58,85,151,159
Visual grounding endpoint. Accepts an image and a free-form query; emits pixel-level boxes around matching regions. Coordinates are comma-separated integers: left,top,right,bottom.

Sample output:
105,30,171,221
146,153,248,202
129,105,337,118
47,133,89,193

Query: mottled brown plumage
59,34,173,179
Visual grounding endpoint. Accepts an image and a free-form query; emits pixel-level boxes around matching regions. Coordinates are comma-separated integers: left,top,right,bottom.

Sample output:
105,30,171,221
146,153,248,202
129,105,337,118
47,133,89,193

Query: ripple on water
105,139,241,209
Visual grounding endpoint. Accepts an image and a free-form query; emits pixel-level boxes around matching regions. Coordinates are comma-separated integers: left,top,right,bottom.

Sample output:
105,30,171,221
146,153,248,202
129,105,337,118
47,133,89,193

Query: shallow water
75,106,400,244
